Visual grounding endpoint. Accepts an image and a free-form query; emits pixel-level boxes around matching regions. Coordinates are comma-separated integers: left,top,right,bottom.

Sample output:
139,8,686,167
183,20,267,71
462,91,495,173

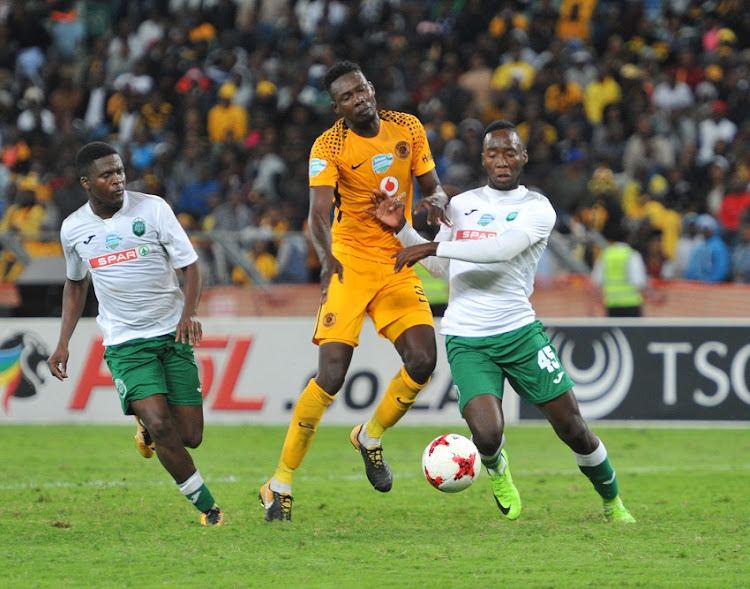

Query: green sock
178,470,216,513
480,436,506,475
574,442,619,501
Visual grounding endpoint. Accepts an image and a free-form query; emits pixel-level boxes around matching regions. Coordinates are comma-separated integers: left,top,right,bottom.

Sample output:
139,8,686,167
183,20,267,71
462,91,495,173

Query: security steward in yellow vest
591,221,647,317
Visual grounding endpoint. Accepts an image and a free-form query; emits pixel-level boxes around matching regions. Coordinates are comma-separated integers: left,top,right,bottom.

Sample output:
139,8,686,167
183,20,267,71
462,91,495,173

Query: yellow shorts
313,251,434,346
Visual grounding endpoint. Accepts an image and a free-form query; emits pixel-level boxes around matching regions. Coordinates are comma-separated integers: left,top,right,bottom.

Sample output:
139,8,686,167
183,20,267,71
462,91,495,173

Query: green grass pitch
1,424,748,588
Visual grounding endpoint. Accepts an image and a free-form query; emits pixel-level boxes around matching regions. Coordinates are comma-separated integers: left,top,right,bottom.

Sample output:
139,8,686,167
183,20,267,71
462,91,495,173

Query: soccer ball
422,433,480,493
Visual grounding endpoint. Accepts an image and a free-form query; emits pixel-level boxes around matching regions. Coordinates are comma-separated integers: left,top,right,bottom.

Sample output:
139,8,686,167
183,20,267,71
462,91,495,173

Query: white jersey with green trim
404,184,556,338
60,190,198,346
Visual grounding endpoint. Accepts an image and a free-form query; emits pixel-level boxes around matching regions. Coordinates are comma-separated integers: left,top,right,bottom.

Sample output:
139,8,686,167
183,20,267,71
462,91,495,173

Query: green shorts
446,320,574,414
104,333,202,415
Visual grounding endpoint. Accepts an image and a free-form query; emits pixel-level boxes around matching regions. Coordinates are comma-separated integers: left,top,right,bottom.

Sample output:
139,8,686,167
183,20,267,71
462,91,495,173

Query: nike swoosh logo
603,472,617,485
464,209,478,216
352,160,367,169
83,235,95,244
495,496,511,515
553,372,563,384
298,422,315,430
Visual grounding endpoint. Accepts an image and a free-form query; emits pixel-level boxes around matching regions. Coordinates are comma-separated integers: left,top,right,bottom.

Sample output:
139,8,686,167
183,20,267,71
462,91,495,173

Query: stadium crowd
1,0,750,287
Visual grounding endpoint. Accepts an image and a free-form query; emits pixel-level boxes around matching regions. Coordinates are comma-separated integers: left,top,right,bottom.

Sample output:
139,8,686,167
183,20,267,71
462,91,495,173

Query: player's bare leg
538,391,635,523
464,395,521,520
131,396,223,526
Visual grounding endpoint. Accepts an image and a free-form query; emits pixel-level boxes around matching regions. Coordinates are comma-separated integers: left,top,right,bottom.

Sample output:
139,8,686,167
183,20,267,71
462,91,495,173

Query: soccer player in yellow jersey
260,61,450,521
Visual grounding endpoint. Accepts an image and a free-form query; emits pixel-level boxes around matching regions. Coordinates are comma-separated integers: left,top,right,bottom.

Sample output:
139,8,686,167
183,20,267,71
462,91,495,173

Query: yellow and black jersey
309,110,435,263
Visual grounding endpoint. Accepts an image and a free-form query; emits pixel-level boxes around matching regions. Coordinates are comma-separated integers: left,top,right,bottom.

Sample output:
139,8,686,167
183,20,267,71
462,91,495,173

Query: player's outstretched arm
309,185,343,303
48,276,90,380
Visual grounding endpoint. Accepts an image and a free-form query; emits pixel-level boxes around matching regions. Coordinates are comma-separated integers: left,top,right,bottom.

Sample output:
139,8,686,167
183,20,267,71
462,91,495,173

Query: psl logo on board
0,332,49,413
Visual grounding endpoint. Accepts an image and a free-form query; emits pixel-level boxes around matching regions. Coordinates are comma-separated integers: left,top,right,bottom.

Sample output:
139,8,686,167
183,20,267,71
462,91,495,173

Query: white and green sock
574,441,619,501
479,435,506,475
178,469,216,513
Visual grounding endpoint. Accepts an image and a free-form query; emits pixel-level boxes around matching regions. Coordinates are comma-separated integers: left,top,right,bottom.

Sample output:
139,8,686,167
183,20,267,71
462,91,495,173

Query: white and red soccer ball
422,433,480,493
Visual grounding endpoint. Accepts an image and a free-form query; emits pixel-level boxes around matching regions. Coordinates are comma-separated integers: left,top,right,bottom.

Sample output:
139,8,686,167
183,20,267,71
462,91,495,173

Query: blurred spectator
491,38,536,94
652,67,694,115
0,188,59,282
697,100,737,165
584,64,621,125
274,216,310,284
47,1,86,63
623,114,676,178
666,213,702,280
457,52,494,117
17,87,56,138
717,174,750,243
545,146,589,221
731,214,750,283
684,214,731,282
704,155,729,217
176,162,220,219
207,81,248,144
544,68,583,122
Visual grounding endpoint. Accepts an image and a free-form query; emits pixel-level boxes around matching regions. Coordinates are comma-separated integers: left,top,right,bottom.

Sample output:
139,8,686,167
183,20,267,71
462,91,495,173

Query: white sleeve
436,229,531,263
156,198,199,269
60,225,88,280
435,198,554,263
395,221,450,277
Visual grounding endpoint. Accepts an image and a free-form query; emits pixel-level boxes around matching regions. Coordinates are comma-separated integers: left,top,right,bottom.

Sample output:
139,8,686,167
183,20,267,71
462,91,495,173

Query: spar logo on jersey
105,233,122,249
90,245,151,269
456,230,497,240
309,158,327,178
547,327,633,419
478,214,495,226
372,153,394,174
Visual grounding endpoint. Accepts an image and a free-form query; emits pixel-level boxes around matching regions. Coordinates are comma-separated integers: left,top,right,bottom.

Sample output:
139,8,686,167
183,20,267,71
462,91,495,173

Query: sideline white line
3,463,748,492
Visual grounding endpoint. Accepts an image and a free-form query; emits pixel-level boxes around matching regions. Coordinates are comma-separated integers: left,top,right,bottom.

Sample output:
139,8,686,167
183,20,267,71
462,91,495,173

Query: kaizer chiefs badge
322,313,337,328
394,140,411,160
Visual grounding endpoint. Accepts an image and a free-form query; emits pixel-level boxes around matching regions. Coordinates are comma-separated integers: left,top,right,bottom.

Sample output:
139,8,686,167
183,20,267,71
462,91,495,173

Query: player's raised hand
414,186,451,227
366,189,406,231
319,255,344,304
176,314,203,346
48,346,69,381
392,242,439,273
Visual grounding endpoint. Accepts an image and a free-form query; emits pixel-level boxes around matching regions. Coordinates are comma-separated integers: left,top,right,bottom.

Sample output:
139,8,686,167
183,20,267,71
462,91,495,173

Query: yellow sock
274,378,334,486
366,366,427,439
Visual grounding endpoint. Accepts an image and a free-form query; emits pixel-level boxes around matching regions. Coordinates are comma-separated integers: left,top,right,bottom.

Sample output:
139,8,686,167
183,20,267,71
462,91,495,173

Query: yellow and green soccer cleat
134,416,155,458
200,505,224,526
603,499,636,523
259,479,293,522
350,424,393,492
488,449,522,520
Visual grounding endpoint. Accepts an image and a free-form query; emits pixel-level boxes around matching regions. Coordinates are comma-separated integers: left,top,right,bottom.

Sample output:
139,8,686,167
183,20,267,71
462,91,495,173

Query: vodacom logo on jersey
90,245,151,269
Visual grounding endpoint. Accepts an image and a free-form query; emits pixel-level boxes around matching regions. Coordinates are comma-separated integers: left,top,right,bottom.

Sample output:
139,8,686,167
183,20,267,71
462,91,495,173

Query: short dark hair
483,119,518,137
322,61,363,95
75,142,118,178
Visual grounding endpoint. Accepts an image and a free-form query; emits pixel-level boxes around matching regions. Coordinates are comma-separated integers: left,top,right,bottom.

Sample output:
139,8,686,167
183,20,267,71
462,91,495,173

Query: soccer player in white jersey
368,120,635,523
47,142,223,526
